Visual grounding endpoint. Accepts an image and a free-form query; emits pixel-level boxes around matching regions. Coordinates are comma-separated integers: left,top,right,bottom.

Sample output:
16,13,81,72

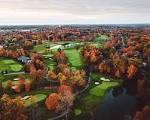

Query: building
17,56,31,64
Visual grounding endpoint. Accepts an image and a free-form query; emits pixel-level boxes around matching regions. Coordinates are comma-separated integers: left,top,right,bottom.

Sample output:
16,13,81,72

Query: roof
18,56,30,62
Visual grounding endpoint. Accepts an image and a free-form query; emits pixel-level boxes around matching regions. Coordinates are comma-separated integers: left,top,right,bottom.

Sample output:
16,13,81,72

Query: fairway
89,81,119,97
22,89,54,107
24,94,47,107
0,58,23,73
64,48,83,70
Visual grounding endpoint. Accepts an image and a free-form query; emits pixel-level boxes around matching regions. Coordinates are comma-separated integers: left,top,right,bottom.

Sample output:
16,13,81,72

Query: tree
18,75,25,85
55,49,66,64
98,62,106,73
25,81,31,92
57,85,74,120
133,111,143,120
137,79,145,95
45,93,60,110
6,80,13,90
14,84,21,93
48,70,57,80
143,105,150,120
133,105,150,120
70,70,86,87
90,54,97,63
127,64,137,79
57,73,67,85
115,69,121,78
57,85,74,112
0,94,27,120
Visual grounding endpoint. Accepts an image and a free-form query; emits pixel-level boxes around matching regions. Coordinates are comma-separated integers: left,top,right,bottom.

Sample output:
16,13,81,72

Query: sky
0,0,150,25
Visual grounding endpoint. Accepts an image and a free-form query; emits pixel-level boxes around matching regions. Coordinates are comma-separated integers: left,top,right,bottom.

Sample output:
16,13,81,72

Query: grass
73,91,101,119
64,48,83,70
91,73,101,81
33,41,58,54
33,41,50,54
23,89,54,107
89,81,119,97
23,94,47,107
25,89,54,96
12,89,53,107
0,57,23,72
81,94,101,110
44,58,56,70
74,109,82,116
90,34,108,48
94,35,108,43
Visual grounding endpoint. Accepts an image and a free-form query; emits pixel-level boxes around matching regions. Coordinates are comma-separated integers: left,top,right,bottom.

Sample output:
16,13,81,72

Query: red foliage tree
45,93,60,110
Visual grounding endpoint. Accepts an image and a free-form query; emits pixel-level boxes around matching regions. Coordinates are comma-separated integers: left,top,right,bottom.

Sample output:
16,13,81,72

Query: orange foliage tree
45,93,60,110
0,94,27,120
24,81,31,92
48,70,57,80
127,64,137,79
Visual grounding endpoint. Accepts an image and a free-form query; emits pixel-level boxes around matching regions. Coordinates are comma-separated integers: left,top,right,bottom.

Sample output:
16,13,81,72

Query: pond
94,87,136,120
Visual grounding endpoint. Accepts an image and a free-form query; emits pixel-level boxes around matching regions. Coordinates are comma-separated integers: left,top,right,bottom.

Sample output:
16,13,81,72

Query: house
17,56,31,64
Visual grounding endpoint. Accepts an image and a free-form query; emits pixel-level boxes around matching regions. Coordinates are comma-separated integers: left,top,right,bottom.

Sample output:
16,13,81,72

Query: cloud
0,0,149,24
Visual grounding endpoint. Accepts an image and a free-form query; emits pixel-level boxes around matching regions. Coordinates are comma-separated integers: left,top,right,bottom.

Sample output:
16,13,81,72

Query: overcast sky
0,0,149,25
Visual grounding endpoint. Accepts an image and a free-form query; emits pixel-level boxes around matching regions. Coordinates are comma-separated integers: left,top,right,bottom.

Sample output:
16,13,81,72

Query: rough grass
91,73,101,81
74,109,82,116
